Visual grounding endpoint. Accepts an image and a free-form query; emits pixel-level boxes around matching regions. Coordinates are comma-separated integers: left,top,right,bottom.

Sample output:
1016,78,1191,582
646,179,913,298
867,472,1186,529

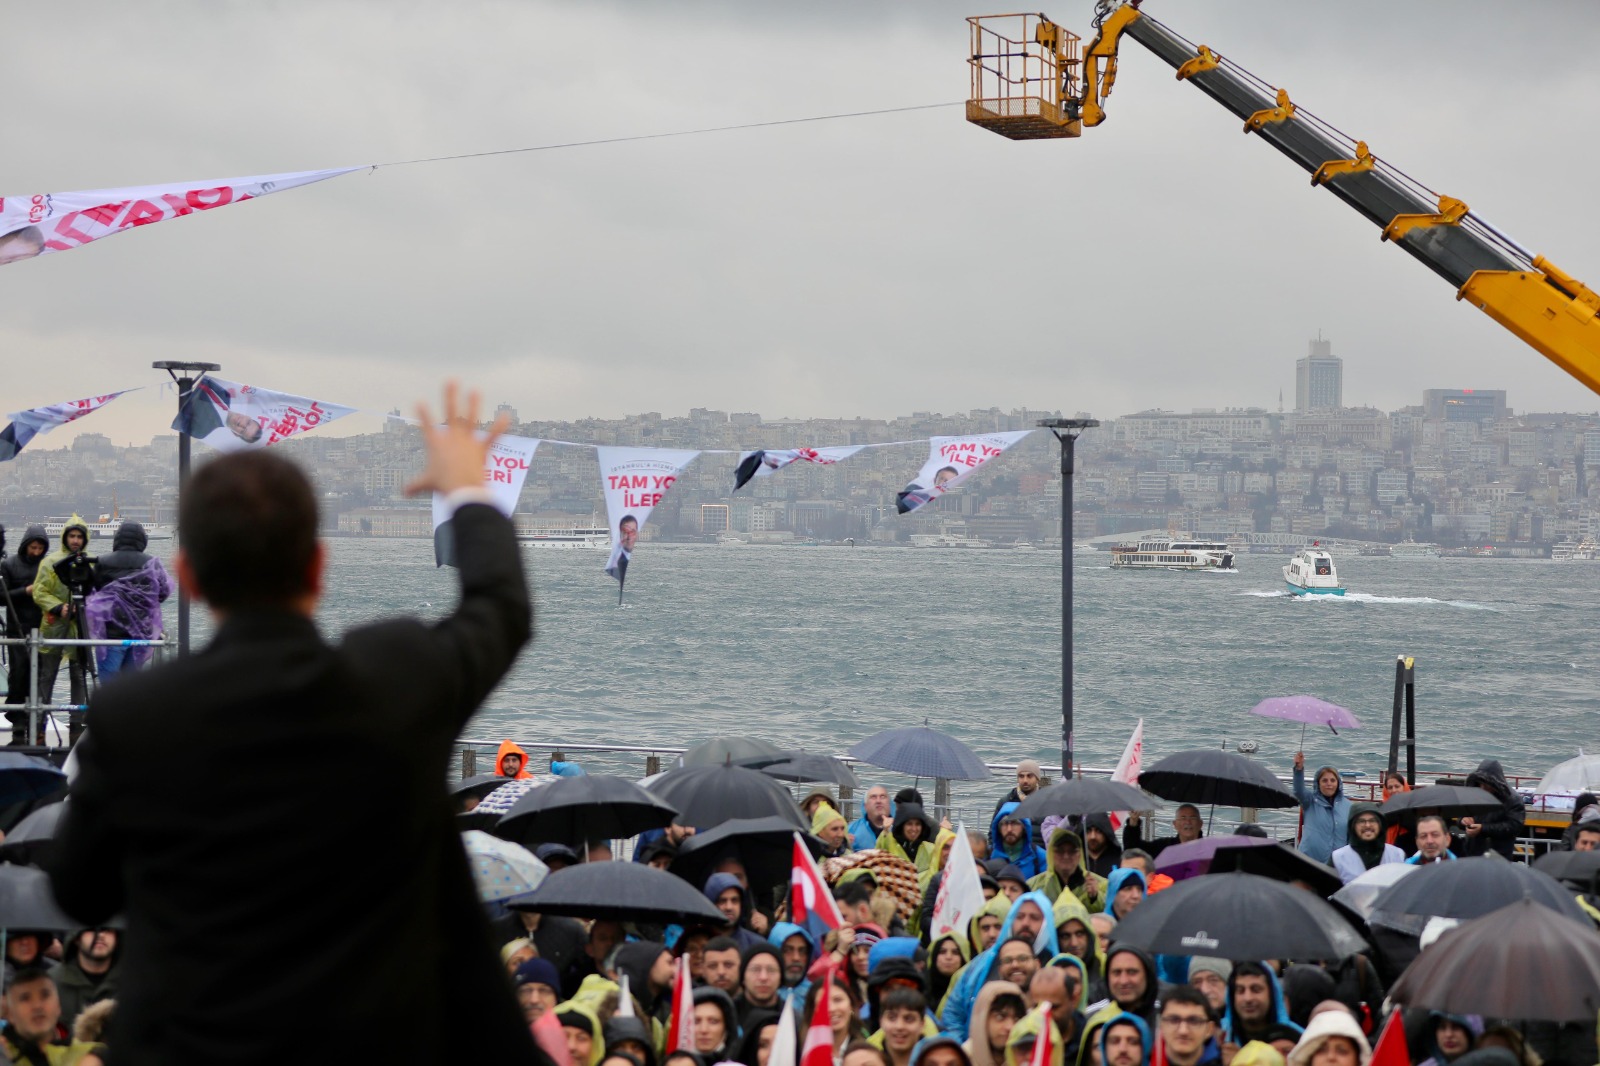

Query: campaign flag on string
0,390,136,462
767,992,799,1066
665,953,696,1053
596,446,700,596
895,430,1033,514
432,433,540,567
173,375,356,452
732,446,866,492
1026,1003,1057,1066
789,831,844,946
1108,718,1144,832
928,821,984,942
800,962,837,1066
0,167,361,266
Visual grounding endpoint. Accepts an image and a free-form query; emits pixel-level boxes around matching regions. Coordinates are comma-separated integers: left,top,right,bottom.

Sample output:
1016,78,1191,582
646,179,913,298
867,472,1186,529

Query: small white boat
1283,545,1345,596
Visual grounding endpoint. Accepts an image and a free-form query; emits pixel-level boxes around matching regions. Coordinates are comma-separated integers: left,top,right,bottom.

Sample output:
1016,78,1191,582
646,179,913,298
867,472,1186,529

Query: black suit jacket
48,503,541,1065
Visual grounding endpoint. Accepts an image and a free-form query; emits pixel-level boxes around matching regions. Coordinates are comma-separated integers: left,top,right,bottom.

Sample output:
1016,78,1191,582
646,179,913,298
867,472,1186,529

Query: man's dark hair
1162,984,1215,1020
998,935,1035,957
704,936,741,956
879,987,926,1017
989,991,1026,1020
1415,814,1449,836
894,788,923,806
833,880,873,908
181,451,318,610
5,966,52,992
1578,825,1600,840
1231,961,1271,990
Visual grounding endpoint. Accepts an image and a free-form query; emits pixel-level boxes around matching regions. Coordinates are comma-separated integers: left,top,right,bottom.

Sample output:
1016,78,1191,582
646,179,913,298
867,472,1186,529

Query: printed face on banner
175,377,356,452
432,434,539,567
596,446,700,581
733,446,866,491
0,168,360,266
896,430,1033,514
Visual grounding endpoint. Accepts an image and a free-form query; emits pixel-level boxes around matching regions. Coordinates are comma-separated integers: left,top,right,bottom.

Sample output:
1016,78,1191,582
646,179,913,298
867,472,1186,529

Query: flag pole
1039,418,1099,779
153,361,221,657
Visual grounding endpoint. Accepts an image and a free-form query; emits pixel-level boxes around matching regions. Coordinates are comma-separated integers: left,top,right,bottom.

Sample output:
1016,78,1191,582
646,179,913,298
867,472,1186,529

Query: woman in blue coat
1292,752,1351,864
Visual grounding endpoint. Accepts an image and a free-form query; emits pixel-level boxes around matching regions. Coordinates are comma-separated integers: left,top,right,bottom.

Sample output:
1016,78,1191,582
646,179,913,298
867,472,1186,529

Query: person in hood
1380,773,1415,857
1029,828,1109,911
928,931,970,1008
991,805,1048,881
964,981,1026,1066
605,1014,659,1066
30,517,94,730
1102,868,1146,920
691,985,741,1060
735,1008,782,1066
1099,1013,1153,1066
1052,893,1107,1003
815,802,853,858
1221,963,1302,1051
1092,946,1159,1031
1330,805,1405,883
1292,755,1351,864
879,803,940,870
496,739,532,778
704,873,764,953
48,928,118,1032
1458,759,1525,859
737,942,785,1028
1033,957,1091,1066
1285,1010,1370,1066
1122,806,1203,861
1561,792,1600,851
914,1034,977,1066
1,524,49,742
1415,1013,1482,1066
939,892,1059,1041
1006,1007,1066,1066
768,921,817,1008
85,520,171,679
994,761,1048,847
852,786,896,853
1081,815,1123,880
558,1000,608,1066
613,941,674,1021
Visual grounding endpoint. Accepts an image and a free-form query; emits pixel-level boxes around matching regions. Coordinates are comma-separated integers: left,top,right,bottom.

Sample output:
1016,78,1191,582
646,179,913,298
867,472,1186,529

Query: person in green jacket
1027,828,1108,912
31,517,94,738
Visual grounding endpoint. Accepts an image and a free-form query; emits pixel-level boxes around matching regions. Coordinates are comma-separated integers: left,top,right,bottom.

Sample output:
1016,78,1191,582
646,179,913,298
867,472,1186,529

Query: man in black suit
47,384,545,1065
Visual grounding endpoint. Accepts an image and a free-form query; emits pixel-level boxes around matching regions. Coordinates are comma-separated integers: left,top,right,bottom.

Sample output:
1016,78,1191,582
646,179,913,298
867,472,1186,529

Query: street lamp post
153,360,221,656
1039,417,1099,779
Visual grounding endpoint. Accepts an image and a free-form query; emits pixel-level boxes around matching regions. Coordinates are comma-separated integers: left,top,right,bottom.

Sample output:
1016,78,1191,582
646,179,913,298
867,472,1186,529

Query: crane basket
966,13,1083,139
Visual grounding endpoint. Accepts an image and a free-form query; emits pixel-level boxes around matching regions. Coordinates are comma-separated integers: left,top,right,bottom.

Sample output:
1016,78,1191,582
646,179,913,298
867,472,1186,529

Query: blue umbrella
848,723,991,781
0,755,66,807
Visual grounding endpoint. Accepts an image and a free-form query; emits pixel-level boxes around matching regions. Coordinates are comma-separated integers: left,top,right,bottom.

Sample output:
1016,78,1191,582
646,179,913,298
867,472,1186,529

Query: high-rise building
1295,338,1343,412
1422,389,1508,424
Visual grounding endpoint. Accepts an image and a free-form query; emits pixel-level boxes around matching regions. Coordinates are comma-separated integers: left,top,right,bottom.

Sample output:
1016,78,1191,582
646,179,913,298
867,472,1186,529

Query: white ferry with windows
1283,545,1345,595
1390,538,1441,559
516,526,610,550
1108,537,1234,571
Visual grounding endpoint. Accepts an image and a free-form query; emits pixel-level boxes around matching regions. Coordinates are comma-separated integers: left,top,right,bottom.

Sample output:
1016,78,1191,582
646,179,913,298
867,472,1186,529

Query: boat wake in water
1238,590,1497,611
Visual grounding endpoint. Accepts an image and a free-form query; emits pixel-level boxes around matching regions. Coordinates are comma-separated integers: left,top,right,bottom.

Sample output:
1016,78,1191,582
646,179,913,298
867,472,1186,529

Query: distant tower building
494,402,520,426
1295,338,1343,412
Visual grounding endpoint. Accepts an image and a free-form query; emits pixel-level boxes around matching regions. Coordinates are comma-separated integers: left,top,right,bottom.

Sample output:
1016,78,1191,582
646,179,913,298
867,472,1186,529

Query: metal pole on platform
1039,418,1099,780
153,361,221,657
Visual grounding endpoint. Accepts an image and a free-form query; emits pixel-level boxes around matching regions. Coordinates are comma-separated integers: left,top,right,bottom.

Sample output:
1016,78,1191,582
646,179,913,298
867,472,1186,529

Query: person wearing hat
501,937,536,975
876,802,941,871
994,761,1047,847
995,864,1030,902
1187,958,1232,1014
558,1000,607,1066
514,958,562,1025
1284,1010,1370,1066
1007,1006,1067,1066
814,802,852,858
802,788,838,823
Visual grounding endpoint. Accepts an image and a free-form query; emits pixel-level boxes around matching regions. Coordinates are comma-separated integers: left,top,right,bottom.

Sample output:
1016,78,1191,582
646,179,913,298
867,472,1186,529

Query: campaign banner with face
596,446,700,591
0,390,136,461
0,167,362,266
895,430,1033,514
432,433,540,567
732,446,866,492
173,376,356,452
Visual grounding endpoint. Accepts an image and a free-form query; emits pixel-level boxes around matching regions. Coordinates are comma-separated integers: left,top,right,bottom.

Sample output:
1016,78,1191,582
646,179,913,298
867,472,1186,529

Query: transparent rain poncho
84,558,172,642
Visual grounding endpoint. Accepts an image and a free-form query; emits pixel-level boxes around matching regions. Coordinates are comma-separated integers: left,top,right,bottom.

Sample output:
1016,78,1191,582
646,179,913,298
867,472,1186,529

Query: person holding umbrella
1458,759,1525,860
1292,754,1351,864
1124,806,1204,861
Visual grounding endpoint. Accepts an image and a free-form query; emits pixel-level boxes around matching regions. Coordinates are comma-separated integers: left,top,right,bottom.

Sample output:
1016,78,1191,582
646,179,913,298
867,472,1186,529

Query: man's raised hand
404,382,510,498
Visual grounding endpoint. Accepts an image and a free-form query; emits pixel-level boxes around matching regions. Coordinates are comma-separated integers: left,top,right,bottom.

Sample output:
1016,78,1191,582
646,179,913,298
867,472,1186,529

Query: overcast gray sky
6,0,1600,448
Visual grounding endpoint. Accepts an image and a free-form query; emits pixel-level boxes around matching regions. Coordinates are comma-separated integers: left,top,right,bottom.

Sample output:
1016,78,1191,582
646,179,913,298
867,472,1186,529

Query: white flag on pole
1108,718,1144,832
928,821,984,942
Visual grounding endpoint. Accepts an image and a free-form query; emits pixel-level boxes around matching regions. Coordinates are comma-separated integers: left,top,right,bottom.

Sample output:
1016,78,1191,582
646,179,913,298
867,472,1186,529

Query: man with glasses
1123,805,1204,860
1157,986,1220,1066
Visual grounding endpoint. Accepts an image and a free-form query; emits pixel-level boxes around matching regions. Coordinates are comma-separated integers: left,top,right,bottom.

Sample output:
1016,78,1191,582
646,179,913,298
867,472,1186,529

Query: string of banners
3,377,1037,600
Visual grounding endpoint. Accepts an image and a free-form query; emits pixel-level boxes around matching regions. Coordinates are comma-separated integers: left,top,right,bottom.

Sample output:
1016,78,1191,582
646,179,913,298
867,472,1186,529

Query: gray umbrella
646,763,807,830
680,737,791,769
1109,871,1367,960
760,753,861,788
1014,779,1150,821
0,801,67,867
0,864,116,931
496,775,679,846
1378,784,1505,825
848,724,991,781
509,860,727,925
1368,855,1589,935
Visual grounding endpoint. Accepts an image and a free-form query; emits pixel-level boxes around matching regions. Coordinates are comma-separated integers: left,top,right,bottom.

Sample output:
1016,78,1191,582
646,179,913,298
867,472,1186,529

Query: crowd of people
463,752,1585,1066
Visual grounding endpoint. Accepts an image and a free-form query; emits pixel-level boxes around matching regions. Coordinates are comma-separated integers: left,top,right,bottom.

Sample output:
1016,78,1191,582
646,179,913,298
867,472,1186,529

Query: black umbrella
1533,848,1600,891
1390,898,1600,1022
680,737,791,769
1368,855,1588,935
0,802,66,866
496,775,679,847
0,864,114,931
508,860,727,925
848,724,991,781
760,753,861,788
1205,841,1343,897
0,755,67,808
671,817,827,896
451,774,515,801
1109,871,1367,961
646,764,807,830
1138,750,1297,810
1014,779,1150,822
1378,785,1504,825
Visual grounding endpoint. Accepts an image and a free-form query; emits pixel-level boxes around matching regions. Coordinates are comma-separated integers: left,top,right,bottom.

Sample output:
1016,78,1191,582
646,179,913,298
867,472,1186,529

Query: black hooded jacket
93,521,155,587
613,940,671,1019
1081,813,1123,878
1460,759,1525,859
1,525,48,635
1104,945,1160,1029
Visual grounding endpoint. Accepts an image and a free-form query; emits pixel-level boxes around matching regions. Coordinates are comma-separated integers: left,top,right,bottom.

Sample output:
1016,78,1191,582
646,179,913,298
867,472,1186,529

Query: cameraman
2,524,50,744
31,517,95,741
87,520,171,679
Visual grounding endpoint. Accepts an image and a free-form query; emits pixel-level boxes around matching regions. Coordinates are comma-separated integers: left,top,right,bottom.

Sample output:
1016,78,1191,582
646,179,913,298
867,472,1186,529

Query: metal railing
1,631,175,745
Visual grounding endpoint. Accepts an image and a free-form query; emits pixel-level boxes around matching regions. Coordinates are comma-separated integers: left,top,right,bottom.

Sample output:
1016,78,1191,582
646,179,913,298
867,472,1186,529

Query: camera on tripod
53,551,98,598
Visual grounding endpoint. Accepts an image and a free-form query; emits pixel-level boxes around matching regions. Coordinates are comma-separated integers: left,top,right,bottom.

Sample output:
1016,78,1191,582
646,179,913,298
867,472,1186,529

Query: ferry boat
516,526,610,550
909,534,994,549
44,516,174,541
1283,545,1345,595
1108,537,1234,571
1551,539,1598,561
1390,538,1442,559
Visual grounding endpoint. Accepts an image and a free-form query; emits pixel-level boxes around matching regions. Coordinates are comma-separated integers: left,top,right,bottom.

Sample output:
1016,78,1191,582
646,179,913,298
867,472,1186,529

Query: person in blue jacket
1219,961,1301,1049
938,890,1058,1041
1292,752,1351,864
767,921,817,1009
989,804,1048,881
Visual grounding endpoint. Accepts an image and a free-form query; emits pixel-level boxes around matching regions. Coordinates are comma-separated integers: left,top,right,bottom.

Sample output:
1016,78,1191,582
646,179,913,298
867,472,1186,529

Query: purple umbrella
1250,695,1361,748
1153,834,1280,882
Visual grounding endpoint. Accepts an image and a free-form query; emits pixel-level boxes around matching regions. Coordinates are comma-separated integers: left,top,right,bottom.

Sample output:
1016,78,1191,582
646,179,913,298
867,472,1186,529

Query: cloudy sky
6,0,1600,448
